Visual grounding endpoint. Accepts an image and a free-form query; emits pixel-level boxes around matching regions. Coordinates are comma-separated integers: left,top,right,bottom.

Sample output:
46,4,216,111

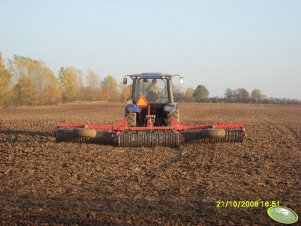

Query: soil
0,102,300,225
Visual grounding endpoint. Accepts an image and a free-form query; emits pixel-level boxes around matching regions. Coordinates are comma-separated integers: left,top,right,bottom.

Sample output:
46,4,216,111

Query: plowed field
1,102,300,225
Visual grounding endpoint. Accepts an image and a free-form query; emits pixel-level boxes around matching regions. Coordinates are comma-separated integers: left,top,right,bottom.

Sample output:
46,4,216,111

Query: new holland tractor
56,73,246,147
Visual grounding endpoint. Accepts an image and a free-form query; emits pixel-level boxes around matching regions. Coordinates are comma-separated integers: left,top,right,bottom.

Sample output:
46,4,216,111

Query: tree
84,69,100,101
58,67,83,102
87,69,100,90
193,85,209,102
251,89,262,103
174,92,185,102
224,88,233,99
120,84,132,102
101,75,119,101
233,88,249,102
43,68,62,104
13,76,35,105
185,87,194,97
9,55,61,105
173,84,182,93
239,88,249,101
184,87,195,102
0,53,11,105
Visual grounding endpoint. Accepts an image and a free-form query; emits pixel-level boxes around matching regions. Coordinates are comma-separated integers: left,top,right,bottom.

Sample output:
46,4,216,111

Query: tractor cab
123,73,183,127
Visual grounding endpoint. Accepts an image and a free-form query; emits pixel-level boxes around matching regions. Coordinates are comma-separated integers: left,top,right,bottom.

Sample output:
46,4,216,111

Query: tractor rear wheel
125,112,136,127
72,128,97,138
167,108,180,126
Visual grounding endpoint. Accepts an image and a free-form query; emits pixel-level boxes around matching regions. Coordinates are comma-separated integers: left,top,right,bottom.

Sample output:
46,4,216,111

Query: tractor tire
125,112,136,127
201,129,226,138
72,128,97,138
167,108,180,126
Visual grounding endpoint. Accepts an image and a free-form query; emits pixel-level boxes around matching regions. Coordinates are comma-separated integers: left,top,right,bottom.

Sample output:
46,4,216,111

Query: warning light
136,96,148,107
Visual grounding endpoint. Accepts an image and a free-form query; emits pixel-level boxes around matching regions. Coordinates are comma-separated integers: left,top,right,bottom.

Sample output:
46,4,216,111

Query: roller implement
56,73,246,147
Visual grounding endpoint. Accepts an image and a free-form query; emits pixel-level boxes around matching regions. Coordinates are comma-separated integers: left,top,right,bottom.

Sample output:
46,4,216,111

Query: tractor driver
146,79,160,102
148,79,160,94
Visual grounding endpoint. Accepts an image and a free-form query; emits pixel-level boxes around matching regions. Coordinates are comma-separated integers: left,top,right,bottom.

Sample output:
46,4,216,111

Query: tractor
123,73,181,128
56,73,246,147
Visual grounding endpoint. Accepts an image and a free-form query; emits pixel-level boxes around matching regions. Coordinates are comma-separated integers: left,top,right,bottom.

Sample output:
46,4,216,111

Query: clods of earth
0,103,300,225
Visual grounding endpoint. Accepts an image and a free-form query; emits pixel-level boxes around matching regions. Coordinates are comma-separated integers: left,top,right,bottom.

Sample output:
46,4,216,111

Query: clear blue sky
1,0,300,99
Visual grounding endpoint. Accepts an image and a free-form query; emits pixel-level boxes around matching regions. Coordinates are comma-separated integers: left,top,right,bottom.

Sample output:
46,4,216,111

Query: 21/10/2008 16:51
216,200,280,208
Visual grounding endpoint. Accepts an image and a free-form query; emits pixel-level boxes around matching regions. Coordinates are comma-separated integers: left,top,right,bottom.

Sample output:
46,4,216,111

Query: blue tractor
123,73,183,127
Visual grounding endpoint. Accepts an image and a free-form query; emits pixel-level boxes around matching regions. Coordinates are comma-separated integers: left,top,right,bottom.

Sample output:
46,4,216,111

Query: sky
0,0,300,99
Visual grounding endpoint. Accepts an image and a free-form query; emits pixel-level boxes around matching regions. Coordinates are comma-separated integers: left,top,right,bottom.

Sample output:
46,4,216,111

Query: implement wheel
201,129,226,138
72,128,97,138
125,112,136,127
56,128,74,142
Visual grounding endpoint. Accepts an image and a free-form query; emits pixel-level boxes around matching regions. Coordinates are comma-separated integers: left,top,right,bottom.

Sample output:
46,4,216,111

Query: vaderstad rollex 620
56,73,246,147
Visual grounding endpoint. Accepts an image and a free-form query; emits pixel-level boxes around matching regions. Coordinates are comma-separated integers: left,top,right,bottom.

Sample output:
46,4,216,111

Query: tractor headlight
179,76,184,84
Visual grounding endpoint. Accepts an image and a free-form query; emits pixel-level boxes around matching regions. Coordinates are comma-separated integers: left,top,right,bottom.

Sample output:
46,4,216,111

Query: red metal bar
56,123,86,128
88,125,113,130
56,120,245,132
56,123,113,130
113,119,128,131
213,124,244,129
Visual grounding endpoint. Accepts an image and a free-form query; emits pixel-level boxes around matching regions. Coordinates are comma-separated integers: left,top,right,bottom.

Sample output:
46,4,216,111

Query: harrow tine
116,131,182,147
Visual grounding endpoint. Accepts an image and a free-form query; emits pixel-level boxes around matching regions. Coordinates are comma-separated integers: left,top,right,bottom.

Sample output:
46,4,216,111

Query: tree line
0,52,299,106
0,53,131,106
173,85,300,104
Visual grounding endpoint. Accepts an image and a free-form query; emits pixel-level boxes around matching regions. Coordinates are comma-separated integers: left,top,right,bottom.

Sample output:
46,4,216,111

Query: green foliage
193,85,209,102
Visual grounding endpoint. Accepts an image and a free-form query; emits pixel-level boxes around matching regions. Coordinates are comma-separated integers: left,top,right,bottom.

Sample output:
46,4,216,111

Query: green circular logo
267,206,298,224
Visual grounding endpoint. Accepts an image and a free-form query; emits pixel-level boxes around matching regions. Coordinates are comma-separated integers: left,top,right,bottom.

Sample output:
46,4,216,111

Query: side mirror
123,77,127,84
179,76,184,84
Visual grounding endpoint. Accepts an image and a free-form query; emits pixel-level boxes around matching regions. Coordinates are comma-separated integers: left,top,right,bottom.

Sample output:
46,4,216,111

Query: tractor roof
126,73,180,79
